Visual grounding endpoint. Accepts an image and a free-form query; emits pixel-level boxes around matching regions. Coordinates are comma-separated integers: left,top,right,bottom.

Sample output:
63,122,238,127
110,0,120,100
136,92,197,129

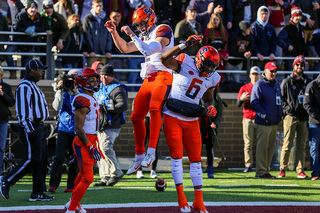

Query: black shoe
243,167,252,173
29,192,54,201
107,174,124,186
0,176,10,199
93,181,107,187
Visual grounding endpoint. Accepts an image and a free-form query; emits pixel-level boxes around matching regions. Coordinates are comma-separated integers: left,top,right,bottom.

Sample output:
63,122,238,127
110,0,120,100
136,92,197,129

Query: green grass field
1,168,319,207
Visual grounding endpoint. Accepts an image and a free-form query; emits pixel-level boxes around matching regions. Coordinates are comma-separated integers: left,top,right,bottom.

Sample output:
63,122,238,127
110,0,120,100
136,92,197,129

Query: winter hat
27,1,38,10
291,6,302,19
292,55,306,68
100,64,114,77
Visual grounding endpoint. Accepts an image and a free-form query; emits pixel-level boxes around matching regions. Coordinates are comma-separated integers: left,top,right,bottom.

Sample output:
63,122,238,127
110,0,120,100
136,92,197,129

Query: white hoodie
256,6,270,28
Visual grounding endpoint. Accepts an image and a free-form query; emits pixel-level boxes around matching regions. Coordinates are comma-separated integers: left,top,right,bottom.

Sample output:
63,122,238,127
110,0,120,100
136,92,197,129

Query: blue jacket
250,75,282,125
58,92,76,133
251,21,277,56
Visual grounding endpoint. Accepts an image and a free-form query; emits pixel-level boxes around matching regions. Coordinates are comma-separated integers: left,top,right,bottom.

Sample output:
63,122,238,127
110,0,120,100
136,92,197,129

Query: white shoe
136,170,145,178
65,199,87,213
141,152,155,167
150,170,158,178
180,205,191,212
126,154,145,175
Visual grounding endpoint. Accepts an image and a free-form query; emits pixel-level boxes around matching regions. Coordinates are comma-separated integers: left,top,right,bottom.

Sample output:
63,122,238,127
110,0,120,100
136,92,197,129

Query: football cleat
65,199,87,213
126,154,145,175
180,205,191,213
141,152,155,168
192,200,208,213
150,170,158,178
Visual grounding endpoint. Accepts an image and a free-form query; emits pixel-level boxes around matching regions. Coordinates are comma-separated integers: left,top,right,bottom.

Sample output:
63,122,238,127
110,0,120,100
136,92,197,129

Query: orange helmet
132,7,157,35
195,46,220,77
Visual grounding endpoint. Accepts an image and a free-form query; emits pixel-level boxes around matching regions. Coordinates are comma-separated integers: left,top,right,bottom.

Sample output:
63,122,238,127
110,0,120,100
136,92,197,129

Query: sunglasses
295,63,305,67
269,70,277,73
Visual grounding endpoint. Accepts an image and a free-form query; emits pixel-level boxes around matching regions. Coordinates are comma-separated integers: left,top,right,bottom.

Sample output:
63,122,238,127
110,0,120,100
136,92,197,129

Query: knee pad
190,162,203,187
171,158,183,185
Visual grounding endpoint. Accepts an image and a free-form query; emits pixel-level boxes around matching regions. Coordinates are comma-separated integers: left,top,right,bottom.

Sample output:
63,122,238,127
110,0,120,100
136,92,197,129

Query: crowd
0,0,319,84
0,1,319,213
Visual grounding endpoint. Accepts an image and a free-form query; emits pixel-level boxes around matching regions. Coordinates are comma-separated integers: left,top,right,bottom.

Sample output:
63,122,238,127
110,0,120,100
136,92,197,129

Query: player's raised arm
160,34,202,72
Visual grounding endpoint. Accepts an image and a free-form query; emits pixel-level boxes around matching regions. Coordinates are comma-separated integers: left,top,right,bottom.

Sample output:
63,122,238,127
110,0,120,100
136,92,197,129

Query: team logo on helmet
75,68,100,92
132,7,157,36
195,46,220,77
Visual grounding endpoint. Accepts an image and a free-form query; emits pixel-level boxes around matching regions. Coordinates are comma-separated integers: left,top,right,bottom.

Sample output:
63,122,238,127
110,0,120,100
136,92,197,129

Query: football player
160,35,221,213
105,7,174,174
65,68,103,213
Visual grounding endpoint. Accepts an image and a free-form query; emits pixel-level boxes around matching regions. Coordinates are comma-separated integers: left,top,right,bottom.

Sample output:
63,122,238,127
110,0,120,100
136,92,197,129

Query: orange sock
176,185,189,210
193,190,207,212
68,180,91,211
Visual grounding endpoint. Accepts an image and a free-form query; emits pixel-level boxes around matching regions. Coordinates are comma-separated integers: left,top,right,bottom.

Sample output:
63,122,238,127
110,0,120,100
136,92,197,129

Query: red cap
264,62,277,71
292,55,305,68
291,6,302,19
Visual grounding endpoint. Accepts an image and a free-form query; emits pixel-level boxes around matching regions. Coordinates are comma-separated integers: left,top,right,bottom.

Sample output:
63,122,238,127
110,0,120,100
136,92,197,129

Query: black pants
49,131,78,189
6,123,47,194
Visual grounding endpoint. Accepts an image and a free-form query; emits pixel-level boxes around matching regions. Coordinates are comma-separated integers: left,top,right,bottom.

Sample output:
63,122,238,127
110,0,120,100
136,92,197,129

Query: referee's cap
25,59,48,72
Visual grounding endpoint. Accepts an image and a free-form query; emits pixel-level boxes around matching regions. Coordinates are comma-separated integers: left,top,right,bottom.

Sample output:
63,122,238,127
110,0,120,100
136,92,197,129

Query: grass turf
0,168,319,207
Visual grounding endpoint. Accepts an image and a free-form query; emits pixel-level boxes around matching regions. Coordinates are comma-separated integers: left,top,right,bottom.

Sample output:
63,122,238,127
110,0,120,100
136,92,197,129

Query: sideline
1,202,320,211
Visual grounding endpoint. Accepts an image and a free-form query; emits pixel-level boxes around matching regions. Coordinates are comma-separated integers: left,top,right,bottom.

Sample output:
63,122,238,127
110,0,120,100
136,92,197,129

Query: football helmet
75,68,100,92
195,46,220,77
132,7,157,36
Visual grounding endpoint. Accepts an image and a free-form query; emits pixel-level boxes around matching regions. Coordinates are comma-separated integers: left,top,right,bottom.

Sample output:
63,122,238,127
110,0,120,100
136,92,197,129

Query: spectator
295,0,319,43
251,6,277,70
65,68,101,213
174,5,203,56
48,70,80,193
188,0,223,34
60,14,84,69
279,55,311,179
303,74,320,180
105,7,174,173
251,62,282,179
93,64,128,187
91,60,104,74
127,0,153,25
107,9,131,81
212,0,233,30
0,59,53,201
160,40,220,213
39,0,70,66
237,66,260,173
225,20,253,83
105,0,126,22
204,13,229,73
6,0,24,26
0,12,9,66
6,1,45,79
200,87,224,178
231,0,264,33
0,66,15,174
54,0,75,20
82,0,112,67
264,0,290,68
308,28,320,74
154,0,172,25
278,6,307,71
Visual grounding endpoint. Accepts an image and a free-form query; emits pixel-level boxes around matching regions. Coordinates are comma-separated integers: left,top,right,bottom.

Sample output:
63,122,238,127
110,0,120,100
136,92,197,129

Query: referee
0,59,53,201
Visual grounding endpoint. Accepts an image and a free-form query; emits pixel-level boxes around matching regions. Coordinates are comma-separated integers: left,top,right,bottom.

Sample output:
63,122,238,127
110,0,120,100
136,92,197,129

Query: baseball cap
100,64,114,77
186,5,197,11
264,62,277,71
27,1,38,9
239,20,254,31
43,0,54,9
250,66,261,74
25,59,48,72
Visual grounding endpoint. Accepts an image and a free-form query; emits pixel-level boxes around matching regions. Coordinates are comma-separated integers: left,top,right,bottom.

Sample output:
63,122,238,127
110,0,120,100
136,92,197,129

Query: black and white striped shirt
16,75,49,133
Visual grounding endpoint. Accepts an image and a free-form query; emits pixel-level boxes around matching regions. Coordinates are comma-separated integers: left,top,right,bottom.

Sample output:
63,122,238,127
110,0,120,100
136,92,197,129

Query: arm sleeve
131,35,162,56
16,85,34,133
250,83,267,120
52,90,64,112
111,86,128,113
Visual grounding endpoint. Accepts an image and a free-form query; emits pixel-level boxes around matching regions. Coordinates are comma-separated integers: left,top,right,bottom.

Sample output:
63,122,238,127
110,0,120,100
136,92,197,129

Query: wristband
178,43,187,50
86,142,93,148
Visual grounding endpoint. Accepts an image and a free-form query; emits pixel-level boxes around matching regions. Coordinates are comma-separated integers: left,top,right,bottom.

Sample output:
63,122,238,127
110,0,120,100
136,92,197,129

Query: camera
53,73,75,92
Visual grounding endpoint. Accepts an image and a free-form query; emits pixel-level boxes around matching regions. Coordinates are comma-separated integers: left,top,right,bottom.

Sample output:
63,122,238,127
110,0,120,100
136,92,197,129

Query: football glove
88,144,102,161
68,153,76,165
206,105,217,117
186,34,202,47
